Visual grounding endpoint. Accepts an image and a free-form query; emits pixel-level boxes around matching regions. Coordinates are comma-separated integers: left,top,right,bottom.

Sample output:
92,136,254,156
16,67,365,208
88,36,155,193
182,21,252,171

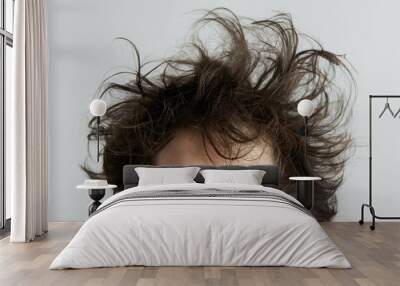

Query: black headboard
123,165,280,190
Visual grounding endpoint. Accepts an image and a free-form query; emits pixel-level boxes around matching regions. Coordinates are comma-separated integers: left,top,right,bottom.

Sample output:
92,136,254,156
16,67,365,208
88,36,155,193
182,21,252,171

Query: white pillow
200,169,266,185
135,167,200,186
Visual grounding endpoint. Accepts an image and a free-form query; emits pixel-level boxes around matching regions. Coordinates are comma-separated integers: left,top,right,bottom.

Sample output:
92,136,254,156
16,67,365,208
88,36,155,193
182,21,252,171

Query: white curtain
9,0,48,242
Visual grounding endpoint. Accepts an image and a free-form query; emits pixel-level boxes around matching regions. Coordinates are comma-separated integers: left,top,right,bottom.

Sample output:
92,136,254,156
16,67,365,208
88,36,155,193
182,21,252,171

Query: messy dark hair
84,8,355,221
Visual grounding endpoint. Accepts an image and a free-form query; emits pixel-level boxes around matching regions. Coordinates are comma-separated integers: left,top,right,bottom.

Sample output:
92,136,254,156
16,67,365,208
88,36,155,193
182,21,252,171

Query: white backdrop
47,0,400,221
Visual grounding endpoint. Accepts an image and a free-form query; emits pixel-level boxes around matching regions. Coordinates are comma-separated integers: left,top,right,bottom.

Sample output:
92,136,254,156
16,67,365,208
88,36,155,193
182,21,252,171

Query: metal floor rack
359,95,400,230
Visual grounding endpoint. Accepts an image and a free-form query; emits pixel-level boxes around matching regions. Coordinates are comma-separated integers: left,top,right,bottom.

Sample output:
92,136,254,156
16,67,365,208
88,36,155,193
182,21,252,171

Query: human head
84,8,355,221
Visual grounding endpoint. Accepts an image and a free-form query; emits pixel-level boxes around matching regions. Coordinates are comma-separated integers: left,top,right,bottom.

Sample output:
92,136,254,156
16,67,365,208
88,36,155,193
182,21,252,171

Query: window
0,0,13,233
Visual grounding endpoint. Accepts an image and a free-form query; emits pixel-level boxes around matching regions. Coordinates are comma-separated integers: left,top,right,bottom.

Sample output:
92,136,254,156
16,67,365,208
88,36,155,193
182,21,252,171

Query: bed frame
123,165,280,190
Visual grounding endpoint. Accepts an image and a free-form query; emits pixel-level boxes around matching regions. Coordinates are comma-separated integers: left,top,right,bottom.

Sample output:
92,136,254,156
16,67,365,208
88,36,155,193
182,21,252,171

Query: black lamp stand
96,116,100,162
304,116,308,156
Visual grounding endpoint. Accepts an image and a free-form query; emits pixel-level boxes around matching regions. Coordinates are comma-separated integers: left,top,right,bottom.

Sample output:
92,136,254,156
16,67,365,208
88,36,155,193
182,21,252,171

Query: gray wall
48,0,400,221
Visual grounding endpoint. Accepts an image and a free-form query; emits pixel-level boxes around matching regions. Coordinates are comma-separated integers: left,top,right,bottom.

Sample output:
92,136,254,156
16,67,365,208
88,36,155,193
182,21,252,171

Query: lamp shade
297,99,315,117
89,99,107,117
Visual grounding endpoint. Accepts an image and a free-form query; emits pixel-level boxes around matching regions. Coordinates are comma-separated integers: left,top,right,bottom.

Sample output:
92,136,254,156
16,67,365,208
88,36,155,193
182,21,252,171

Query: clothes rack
359,95,400,230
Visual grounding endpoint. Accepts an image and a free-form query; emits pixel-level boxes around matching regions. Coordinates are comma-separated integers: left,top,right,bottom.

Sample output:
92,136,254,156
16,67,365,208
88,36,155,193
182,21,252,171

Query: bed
50,165,350,269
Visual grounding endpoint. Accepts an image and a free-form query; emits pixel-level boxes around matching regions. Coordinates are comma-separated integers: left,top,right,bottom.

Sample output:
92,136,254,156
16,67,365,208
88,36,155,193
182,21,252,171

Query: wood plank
0,222,399,286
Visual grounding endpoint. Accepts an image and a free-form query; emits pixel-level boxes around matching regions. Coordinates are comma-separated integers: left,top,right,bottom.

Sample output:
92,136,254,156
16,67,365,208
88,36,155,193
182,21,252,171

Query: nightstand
77,180,117,215
289,176,321,210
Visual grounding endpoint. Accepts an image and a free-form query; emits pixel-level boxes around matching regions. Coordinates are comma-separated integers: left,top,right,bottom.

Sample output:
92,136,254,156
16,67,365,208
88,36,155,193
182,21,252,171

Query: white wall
48,0,400,221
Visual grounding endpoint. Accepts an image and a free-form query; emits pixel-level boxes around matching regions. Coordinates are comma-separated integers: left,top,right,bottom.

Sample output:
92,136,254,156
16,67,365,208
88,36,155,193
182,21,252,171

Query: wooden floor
0,222,399,286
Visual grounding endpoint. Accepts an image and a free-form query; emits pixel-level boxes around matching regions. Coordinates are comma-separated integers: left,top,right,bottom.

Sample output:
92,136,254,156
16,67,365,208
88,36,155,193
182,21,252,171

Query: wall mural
84,8,355,221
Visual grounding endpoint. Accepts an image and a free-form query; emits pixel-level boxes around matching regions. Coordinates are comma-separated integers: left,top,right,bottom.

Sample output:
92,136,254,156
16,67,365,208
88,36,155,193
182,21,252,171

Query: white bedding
50,183,350,269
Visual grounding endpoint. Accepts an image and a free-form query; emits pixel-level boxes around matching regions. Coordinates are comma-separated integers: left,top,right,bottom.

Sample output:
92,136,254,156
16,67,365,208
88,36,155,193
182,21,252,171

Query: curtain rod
370,95,400,98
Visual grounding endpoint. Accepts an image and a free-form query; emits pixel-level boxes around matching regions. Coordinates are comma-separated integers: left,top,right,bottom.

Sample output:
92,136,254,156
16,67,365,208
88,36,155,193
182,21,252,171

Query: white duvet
50,183,350,269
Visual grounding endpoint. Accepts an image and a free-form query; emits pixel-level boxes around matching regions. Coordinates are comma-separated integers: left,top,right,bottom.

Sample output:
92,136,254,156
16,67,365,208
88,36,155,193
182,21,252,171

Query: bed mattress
50,183,350,269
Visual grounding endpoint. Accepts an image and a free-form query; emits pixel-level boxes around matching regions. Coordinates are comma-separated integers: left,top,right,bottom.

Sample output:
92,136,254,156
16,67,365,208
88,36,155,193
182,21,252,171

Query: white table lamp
90,99,107,162
297,99,315,156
